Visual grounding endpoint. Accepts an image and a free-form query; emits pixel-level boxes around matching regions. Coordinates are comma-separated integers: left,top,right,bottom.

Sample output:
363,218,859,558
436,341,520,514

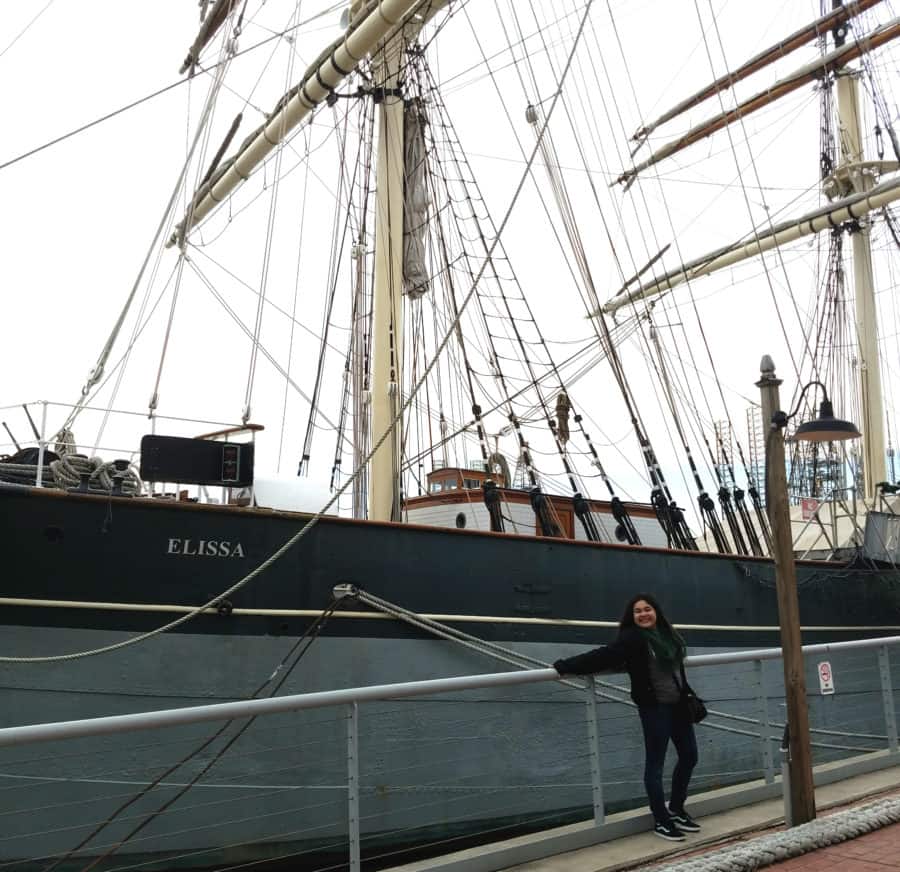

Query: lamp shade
793,399,861,443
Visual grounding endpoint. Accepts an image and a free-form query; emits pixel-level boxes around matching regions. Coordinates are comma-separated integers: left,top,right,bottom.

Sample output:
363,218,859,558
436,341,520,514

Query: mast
364,1,447,520
368,29,406,522
829,4,887,496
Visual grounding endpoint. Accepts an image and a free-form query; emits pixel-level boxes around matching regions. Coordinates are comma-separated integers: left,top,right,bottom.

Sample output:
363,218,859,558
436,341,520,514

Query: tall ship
1,0,899,868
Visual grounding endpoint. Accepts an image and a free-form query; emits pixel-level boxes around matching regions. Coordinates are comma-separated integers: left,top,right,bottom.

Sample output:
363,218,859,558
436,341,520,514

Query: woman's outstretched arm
553,630,640,675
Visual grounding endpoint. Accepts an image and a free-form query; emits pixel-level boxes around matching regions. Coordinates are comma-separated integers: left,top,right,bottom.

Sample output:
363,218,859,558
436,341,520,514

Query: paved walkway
390,762,900,872
631,791,900,872
495,766,900,872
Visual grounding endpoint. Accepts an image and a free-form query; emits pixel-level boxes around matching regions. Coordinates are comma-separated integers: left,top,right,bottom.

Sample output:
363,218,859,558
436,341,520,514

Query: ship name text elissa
167,538,246,557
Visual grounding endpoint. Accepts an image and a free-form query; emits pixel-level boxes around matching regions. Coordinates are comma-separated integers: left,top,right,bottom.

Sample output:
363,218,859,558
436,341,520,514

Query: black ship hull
4,484,898,642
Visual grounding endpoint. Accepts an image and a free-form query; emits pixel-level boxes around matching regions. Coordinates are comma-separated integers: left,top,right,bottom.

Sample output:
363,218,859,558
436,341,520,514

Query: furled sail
403,98,430,297
179,0,240,75
601,176,900,315
617,15,900,188
631,0,883,144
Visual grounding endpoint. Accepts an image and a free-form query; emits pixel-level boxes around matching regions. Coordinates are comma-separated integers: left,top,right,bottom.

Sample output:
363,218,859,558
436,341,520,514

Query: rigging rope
458,2,644,512
520,105,640,541
696,0,815,383
241,4,302,427
63,42,235,438
0,3,347,174
300,109,359,476
648,319,730,553
590,0,806,542
422,96,541,490
279,125,313,473
405,49,598,518
510,31,695,547
409,63,493,474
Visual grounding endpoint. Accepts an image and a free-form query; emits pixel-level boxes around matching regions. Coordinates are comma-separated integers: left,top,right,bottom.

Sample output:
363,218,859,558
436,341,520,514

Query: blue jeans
638,703,698,823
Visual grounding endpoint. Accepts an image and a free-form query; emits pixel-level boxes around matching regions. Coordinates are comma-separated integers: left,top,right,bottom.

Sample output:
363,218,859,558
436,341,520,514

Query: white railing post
585,677,605,825
878,646,898,753
35,402,48,487
348,701,361,872
755,659,774,783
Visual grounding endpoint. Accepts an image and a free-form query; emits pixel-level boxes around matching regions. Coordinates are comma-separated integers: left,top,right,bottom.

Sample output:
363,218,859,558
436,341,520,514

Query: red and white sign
801,497,821,521
818,660,835,695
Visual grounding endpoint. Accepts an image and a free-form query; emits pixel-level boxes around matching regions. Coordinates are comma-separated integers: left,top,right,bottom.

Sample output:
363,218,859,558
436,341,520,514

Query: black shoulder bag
677,663,707,723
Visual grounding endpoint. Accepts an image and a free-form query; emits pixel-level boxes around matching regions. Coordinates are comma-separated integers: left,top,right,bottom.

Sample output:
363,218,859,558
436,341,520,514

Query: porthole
455,513,467,529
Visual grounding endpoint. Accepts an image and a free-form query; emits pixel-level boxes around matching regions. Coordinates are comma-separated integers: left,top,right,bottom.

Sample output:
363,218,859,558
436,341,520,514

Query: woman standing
553,593,700,841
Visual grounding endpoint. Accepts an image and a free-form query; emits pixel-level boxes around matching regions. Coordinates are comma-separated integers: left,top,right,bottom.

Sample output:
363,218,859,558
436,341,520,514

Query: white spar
170,0,437,243
601,175,900,316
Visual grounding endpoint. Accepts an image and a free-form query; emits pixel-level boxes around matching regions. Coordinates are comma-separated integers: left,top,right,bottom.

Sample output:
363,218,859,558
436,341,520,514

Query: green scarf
639,626,686,669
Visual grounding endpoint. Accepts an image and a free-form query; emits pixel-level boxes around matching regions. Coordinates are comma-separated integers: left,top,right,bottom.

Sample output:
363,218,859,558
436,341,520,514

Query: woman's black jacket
553,627,683,707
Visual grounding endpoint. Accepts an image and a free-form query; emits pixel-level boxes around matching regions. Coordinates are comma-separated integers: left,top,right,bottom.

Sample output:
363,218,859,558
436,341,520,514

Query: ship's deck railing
1,633,899,871
0,399,252,500
0,399,246,457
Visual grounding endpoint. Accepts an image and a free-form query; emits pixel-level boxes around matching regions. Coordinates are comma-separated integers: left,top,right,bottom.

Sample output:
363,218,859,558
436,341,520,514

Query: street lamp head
770,380,861,442
792,396,861,443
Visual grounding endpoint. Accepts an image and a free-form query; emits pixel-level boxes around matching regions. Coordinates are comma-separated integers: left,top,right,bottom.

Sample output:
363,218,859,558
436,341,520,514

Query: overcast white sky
1,0,897,517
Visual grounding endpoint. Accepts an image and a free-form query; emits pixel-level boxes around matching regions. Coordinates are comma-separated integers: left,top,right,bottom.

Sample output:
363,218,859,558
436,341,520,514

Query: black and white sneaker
668,808,700,832
653,820,685,841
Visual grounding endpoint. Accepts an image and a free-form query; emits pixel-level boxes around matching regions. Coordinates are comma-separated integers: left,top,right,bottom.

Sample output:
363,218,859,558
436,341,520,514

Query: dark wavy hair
618,592,683,645
619,593,687,663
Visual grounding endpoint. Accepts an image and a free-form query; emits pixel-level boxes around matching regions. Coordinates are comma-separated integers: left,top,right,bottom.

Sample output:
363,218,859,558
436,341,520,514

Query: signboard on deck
817,660,835,695
801,497,820,521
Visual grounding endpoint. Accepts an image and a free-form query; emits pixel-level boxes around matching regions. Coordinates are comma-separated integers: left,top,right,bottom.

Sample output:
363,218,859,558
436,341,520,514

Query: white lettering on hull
166,538,246,557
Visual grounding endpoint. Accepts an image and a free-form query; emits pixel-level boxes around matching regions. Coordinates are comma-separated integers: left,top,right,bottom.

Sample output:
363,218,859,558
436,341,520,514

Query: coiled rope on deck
0,455,141,495
0,429,141,494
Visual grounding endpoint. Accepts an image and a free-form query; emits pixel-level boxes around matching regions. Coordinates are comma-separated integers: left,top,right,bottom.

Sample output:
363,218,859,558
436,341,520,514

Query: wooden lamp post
757,356,861,825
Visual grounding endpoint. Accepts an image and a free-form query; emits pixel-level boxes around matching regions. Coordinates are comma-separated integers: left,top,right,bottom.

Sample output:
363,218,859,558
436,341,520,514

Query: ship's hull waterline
2,483,899,869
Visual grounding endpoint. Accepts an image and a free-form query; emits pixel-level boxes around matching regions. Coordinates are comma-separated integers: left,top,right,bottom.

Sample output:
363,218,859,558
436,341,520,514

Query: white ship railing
0,634,898,871
0,399,246,460
0,399,252,500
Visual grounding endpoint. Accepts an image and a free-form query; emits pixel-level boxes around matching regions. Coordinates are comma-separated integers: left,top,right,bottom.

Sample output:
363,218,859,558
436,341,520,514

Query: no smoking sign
818,660,835,695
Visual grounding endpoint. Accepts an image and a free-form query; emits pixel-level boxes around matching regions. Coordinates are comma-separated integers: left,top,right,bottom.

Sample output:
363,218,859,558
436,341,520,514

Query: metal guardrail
1,634,899,871
3,635,898,748
0,668,557,748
